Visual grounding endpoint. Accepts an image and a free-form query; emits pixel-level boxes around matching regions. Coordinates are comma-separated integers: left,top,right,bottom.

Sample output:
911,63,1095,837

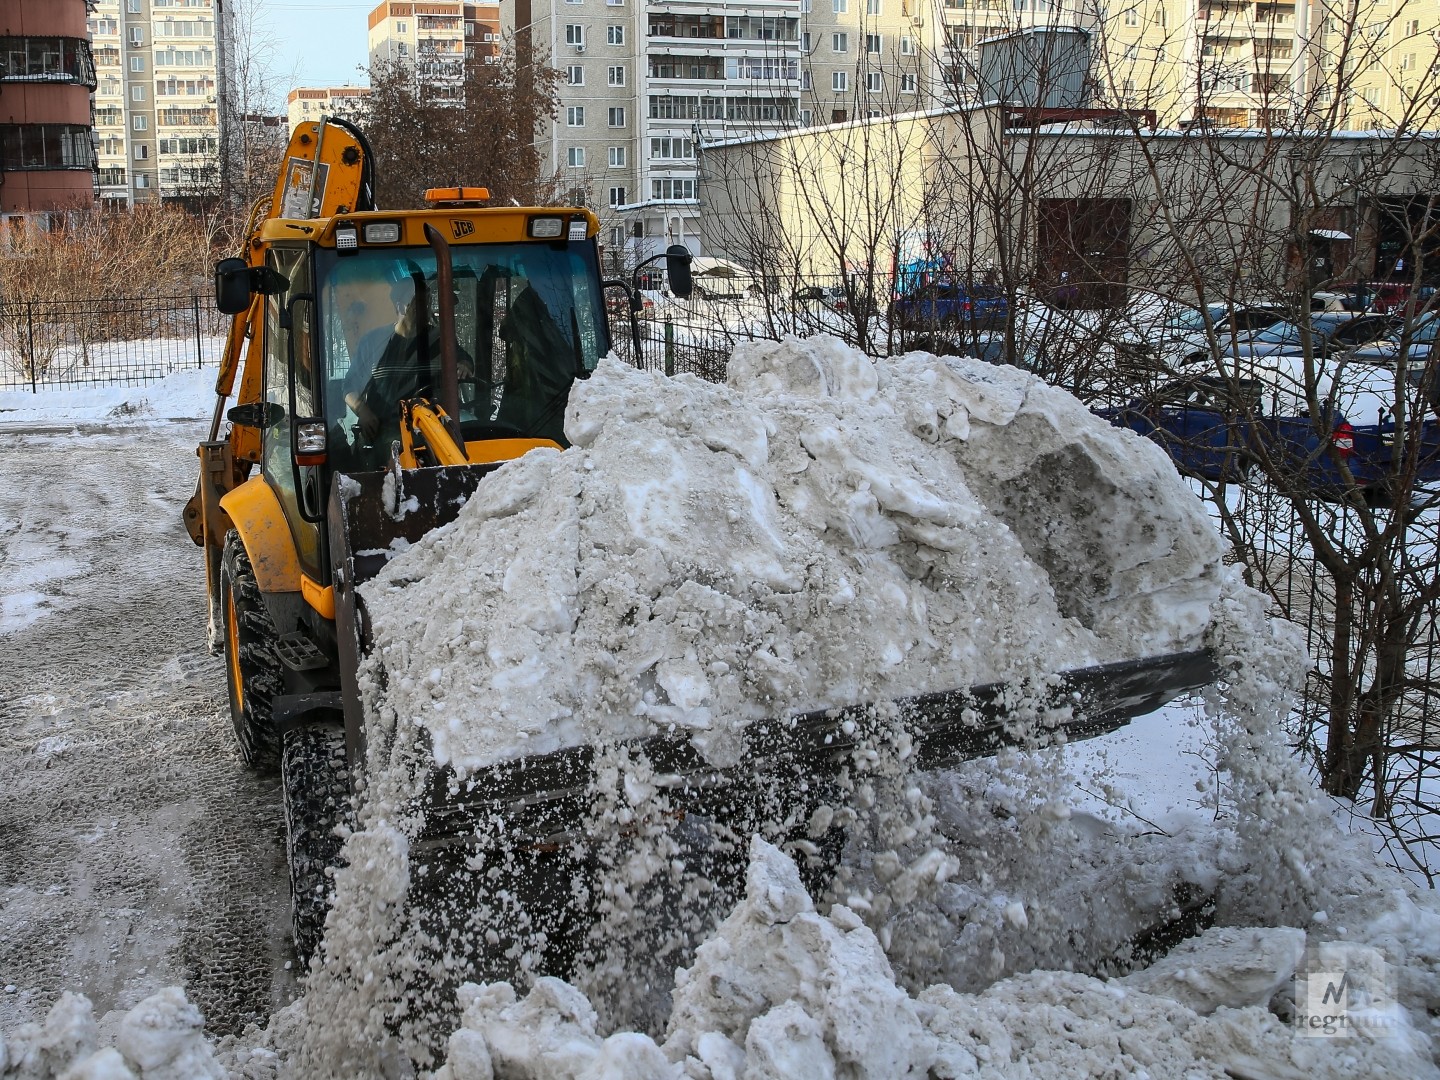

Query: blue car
1096,374,1440,497
891,281,1008,333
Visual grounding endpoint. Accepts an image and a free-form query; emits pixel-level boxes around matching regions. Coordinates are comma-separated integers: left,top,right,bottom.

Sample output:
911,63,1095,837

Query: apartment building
506,0,936,267
938,1,1440,129
0,0,97,222
287,85,372,133
89,0,226,207
368,0,501,102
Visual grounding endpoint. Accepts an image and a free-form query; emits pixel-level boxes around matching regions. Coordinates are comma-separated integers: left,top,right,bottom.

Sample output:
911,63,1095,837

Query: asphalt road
0,422,296,1037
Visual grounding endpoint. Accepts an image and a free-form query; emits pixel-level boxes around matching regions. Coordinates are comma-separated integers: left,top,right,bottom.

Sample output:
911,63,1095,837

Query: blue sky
254,1,375,96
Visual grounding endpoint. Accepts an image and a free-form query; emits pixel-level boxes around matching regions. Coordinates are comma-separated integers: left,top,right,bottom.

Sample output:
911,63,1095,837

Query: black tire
282,723,352,965
219,530,283,771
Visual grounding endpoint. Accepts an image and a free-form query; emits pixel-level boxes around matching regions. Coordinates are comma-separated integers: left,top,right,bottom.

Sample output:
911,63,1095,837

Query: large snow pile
358,338,1223,772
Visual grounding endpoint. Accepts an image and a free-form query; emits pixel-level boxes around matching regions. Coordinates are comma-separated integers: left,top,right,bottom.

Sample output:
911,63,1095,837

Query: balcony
648,57,725,81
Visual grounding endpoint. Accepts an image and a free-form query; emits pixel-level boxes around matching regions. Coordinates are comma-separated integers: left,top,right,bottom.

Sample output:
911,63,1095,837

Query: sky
252,0,375,98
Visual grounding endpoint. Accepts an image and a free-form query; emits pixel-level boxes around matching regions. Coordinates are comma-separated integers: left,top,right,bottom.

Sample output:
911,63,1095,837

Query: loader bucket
326,463,1218,991
329,458,1217,841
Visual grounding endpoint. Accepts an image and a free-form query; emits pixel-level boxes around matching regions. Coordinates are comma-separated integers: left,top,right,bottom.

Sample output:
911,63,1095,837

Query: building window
608,106,626,126
567,64,584,84
832,33,848,52
866,33,881,54
130,55,144,71
801,69,812,90
900,35,913,56
129,27,144,46
865,71,881,92
127,0,141,12
608,145,626,166
133,115,147,130
867,0,881,10
608,186,626,205
801,31,812,52
832,70,848,92
1124,7,1138,25
607,25,624,45
132,84,145,101
566,24,585,46
567,146,585,167
567,105,585,125
0,123,94,169
133,143,148,160
833,0,847,11
651,177,696,200
800,108,813,125
398,42,409,57
650,136,694,159
608,65,625,86
901,72,915,93
396,20,408,33
566,0,582,5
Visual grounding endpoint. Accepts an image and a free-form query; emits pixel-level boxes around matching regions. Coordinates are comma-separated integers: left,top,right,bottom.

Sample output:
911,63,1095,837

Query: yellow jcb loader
185,118,1215,966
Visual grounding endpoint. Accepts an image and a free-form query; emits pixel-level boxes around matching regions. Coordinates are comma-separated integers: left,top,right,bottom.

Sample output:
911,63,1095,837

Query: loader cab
318,239,611,471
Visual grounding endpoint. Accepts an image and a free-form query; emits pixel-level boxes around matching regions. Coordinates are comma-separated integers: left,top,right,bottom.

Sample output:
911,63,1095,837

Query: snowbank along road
0,416,296,1037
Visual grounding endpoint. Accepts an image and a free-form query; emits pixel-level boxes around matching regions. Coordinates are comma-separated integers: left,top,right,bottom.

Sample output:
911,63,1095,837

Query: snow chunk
1117,926,1307,1015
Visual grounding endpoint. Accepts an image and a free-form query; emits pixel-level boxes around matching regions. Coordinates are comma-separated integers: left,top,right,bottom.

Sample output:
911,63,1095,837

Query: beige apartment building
936,0,1439,129
367,0,501,102
286,86,372,133
502,0,936,269
89,0,226,207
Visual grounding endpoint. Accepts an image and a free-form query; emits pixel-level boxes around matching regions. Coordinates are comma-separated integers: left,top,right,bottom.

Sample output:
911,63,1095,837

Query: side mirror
665,245,693,300
226,401,285,429
214,257,252,315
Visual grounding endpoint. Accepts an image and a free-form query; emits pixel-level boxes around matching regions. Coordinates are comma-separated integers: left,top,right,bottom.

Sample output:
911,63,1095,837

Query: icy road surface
0,421,295,1036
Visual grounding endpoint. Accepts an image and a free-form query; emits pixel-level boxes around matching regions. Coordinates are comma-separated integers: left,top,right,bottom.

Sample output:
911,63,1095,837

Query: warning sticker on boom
279,157,329,220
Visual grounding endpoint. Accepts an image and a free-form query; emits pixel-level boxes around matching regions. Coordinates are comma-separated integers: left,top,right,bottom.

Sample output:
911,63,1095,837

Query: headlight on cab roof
529,216,564,239
363,222,402,244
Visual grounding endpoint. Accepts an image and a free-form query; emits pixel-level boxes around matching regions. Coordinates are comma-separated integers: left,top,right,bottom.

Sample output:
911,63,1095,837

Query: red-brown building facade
0,0,96,219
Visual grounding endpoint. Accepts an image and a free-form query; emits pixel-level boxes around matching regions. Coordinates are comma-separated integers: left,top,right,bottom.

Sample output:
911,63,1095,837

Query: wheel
219,529,283,771
282,723,352,965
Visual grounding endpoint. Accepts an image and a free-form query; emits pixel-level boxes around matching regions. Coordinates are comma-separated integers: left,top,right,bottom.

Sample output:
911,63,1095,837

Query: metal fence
1228,481,1440,882
0,294,226,392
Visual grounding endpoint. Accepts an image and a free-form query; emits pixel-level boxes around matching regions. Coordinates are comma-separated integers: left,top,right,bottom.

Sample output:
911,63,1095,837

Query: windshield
1249,322,1301,345
317,241,610,468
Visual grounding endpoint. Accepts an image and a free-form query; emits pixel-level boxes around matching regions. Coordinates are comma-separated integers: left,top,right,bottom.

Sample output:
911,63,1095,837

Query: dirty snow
0,368,216,428
358,338,1223,772
5,337,1440,1080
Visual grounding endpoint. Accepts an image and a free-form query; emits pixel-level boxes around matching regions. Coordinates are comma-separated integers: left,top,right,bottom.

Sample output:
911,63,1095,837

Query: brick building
0,0,96,222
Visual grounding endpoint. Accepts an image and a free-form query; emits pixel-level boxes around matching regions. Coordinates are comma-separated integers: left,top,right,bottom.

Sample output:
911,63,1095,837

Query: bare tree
361,42,563,210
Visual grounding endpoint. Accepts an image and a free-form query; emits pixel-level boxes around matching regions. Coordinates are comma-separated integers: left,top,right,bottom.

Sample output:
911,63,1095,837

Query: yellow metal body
219,476,301,595
398,400,562,469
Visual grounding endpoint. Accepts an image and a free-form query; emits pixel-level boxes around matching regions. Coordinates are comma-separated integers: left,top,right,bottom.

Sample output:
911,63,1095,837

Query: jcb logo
451,219,475,239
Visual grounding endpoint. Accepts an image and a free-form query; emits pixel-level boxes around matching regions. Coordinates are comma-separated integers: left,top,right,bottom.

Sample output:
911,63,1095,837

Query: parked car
1114,301,1289,370
1097,362,1440,498
1177,312,1393,366
793,284,845,309
1328,282,1438,317
891,281,1008,333
1347,310,1440,369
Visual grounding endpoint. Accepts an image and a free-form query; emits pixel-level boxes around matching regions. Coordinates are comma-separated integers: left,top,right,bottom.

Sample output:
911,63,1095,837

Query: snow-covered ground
2,347,1438,1079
